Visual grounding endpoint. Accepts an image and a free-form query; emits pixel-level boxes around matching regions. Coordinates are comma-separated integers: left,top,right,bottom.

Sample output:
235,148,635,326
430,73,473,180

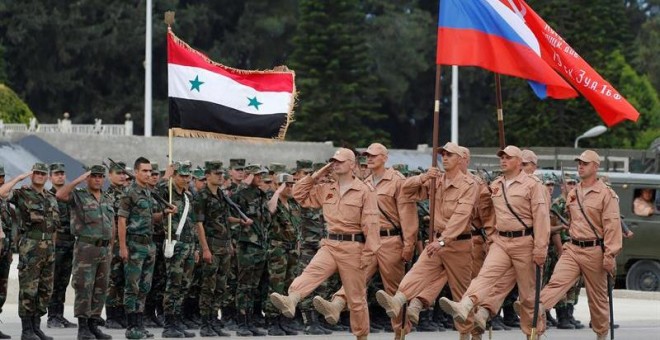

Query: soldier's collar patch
492,187,499,195
568,194,576,203
326,193,334,200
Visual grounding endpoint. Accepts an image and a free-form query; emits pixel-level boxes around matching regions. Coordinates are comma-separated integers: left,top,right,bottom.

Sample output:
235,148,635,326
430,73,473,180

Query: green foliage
0,84,34,123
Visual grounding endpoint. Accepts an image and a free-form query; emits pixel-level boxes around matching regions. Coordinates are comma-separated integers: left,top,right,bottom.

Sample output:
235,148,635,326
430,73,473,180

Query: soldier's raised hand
311,163,332,181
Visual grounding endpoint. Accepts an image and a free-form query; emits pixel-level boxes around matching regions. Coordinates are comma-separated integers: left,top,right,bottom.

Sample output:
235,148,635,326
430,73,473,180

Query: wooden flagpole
494,73,506,149
428,66,442,244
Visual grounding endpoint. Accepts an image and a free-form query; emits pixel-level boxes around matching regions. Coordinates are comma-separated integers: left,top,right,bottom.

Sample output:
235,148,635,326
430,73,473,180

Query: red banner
500,0,640,126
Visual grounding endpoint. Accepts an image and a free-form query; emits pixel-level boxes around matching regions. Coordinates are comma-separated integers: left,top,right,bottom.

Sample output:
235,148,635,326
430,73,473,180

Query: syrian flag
168,29,296,140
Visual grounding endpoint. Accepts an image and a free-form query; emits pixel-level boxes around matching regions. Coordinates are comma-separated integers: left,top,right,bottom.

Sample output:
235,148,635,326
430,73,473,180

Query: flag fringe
170,128,285,143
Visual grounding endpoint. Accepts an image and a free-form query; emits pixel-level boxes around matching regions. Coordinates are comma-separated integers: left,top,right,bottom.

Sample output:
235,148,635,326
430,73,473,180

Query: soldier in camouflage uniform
195,161,232,337
144,163,165,328
105,162,129,329
0,165,13,339
0,163,59,340
56,165,114,340
46,163,77,329
219,158,246,330
118,158,172,339
157,162,201,338
264,173,300,336
232,165,270,336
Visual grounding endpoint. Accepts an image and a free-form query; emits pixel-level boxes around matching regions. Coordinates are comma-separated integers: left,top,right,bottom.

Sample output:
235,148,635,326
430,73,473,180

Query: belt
471,229,483,236
127,234,152,245
208,237,232,247
77,236,111,247
571,239,603,248
380,228,401,237
25,231,53,240
435,232,472,241
56,232,75,241
326,233,365,243
498,228,534,238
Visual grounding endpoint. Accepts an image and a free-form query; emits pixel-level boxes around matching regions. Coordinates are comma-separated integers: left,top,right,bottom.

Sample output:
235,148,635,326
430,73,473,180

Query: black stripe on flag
169,98,287,139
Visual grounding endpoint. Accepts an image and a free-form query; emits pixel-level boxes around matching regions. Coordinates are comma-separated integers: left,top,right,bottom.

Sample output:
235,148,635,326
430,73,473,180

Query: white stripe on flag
485,0,541,55
168,64,292,115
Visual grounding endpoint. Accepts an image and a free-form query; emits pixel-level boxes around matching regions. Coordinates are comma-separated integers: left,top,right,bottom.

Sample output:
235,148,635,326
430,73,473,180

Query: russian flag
168,30,296,140
437,0,578,99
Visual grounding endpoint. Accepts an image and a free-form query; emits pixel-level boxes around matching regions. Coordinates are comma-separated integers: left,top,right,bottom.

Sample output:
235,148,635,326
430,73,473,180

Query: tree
0,84,34,123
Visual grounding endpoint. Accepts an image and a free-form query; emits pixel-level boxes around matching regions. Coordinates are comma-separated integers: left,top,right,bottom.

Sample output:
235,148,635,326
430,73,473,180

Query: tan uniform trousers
480,267,516,316
464,234,544,336
398,239,473,334
335,235,405,331
471,235,487,280
288,239,369,336
540,244,609,336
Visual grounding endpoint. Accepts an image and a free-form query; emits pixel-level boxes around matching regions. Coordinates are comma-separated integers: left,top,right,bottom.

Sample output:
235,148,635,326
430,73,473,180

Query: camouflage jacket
269,197,301,244
69,187,114,240
118,182,154,236
0,199,13,234
49,186,71,234
150,186,166,237
194,185,231,240
551,196,570,241
156,182,196,242
107,184,125,223
299,207,324,246
9,186,59,234
416,199,431,241
233,185,270,247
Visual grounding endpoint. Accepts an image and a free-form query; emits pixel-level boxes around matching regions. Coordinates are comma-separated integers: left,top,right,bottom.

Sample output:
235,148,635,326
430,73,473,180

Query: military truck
538,170,660,291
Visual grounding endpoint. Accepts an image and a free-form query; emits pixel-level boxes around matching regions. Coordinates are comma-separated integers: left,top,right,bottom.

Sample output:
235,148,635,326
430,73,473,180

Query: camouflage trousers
105,244,125,308
145,238,165,313
0,237,12,314
186,257,203,307
48,235,75,312
298,243,331,312
220,229,239,309
72,242,112,318
199,242,231,316
236,242,267,313
18,238,55,317
264,241,299,318
163,241,195,316
544,244,559,286
123,239,156,313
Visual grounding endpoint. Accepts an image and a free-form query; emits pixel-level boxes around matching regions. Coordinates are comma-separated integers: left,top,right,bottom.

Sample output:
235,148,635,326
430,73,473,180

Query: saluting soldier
0,163,59,340
56,165,114,340
270,148,380,340
0,164,13,339
533,150,622,340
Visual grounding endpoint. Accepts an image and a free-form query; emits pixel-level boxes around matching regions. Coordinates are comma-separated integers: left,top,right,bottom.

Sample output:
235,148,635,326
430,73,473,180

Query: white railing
0,113,134,136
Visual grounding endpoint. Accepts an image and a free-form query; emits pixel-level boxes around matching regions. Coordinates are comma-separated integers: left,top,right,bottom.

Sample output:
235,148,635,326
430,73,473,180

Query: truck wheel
626,260,660,291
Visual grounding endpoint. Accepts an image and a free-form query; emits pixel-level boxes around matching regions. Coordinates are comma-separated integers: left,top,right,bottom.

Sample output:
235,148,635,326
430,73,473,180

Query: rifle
550,209,570,226
105,158,175,210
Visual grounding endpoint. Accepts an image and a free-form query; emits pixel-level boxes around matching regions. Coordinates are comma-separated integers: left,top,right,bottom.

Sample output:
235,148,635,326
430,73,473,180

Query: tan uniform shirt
293,175,381,254
633,197,655,216
403,171,477,244
490,171,550,257
470,174,496,240
365,168,419,256
566,180,622,259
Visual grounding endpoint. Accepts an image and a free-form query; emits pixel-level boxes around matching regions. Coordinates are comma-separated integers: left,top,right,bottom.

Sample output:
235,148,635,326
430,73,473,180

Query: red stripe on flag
167,33,294,93
437,27,577,99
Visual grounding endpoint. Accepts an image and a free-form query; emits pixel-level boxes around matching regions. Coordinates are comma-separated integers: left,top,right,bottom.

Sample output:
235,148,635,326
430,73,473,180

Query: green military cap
262,174,273,183
109,161,127,173
0,164,4,176
49,163,65,173
192,167,205,179
174,161,192,176
89,165,106,175
269,163,286,175
358,155,368,166
244,164,268,175
312,162,326,172
296,160,313,173
32,162,49,174
204,161,224,173
151,162,159,174
277,173,295,184
392,164,409,176
229,158,246,170
542,174,555,185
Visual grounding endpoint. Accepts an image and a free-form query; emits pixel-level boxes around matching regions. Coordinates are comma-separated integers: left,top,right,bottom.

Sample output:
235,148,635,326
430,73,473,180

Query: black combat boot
267,317,285,336
104,307,123,329
124,313,145,339
235,314,252,337
89,316,113,339
199,315,217,337
143,305,160,328
21,317,40,340
58,305,77,328
46,306,63,328
0,330,9,339
547,310,558,327
416,310,439,332
32,316,53,340
567,304,585,329
247,312,266,336
502,304,520,328
136,313,154,338
303,311,327,335
279,315,299,335
556,306,575,329
173,317,196,338
209,315,230,337
162,315,185,338
77,317,96,340
221,307,237,331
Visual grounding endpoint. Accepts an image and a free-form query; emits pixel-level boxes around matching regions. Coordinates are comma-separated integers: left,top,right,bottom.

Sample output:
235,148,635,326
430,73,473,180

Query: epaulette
470,173,485,185
528,173,542,183
607,186,619,200
393,170,406,180
463,173,476,185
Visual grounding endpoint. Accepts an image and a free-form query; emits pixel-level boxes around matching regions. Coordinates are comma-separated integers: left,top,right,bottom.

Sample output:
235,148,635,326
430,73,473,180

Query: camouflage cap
244,164,268,175
262,174,273,183
0,164,4,176
32,162,49,174
358,155,368,166
312,162,326,172
49,163,66,173
296,160,313,172
150,162,159,173
192,167,205,179
542,174,555,185
277,173,295,184
174,162,192,176
204,161,224,173
269,163,287,175
409,168,422,176
229,158,246,170
89,165,106,175
392,164,409,176
109,161,127,173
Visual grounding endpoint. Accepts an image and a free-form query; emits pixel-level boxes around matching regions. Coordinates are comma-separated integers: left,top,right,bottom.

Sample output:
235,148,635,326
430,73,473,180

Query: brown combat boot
269,292,301,318
406,298,424,325
438,296,473,323
375,291,407,319
312,296,345,325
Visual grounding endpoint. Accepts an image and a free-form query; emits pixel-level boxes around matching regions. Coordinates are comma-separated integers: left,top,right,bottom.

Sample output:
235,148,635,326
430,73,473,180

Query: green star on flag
189,75,204,92
247,96,262,110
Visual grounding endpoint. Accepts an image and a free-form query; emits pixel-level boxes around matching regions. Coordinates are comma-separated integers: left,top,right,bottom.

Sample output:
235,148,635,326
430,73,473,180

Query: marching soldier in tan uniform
313,143,418,339
440,145,550,339
532,150,622,340
270,148,380,339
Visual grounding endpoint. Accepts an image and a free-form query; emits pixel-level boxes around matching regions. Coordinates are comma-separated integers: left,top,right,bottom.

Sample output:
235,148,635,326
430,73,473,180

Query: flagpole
428,65,441,244
451,65,459,143
168,128,173,243
494,73,506,149
144,0,152,137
